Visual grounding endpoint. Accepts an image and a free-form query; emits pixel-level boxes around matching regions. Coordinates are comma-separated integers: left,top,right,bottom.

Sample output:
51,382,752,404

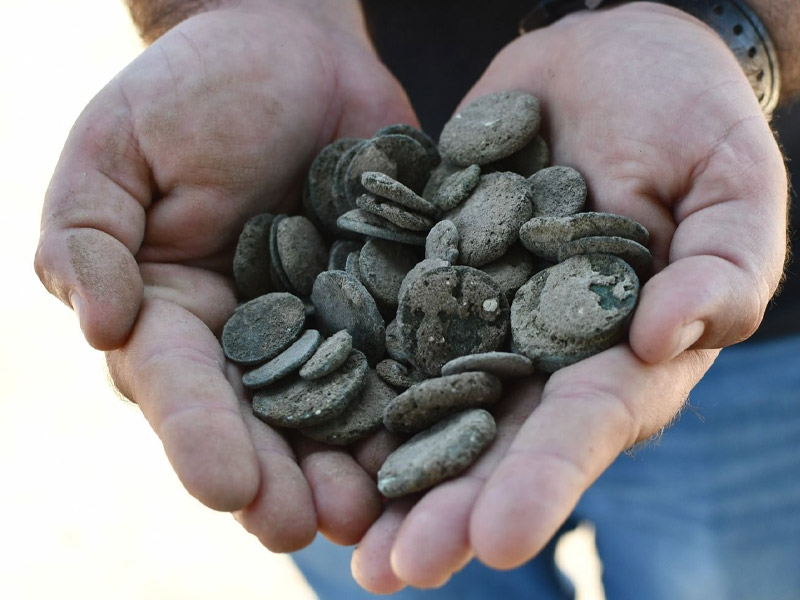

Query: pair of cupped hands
35,0,787,593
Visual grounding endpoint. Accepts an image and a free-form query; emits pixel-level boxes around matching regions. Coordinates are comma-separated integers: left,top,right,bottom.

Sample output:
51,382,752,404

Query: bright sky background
0,2,603,598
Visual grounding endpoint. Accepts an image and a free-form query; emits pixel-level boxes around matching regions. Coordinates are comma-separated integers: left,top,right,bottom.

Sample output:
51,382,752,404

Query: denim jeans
292,334,800,599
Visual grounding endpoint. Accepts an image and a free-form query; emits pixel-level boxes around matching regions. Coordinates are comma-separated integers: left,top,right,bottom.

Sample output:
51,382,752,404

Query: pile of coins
221,91,652,497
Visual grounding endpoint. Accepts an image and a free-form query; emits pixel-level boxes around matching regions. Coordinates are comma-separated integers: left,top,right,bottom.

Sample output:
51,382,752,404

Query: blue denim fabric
292,335,800,599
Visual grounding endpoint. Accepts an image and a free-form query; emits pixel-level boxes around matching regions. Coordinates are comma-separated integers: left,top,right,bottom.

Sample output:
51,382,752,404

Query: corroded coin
300,370,397,445
336,208,427,246
519,212,650,261
511,254,639,372
425,219,460,264
275,215,328,296
440,351,534,378
479,243,547,302
528,166,587,217
306,137,362,234
242,329,322,389
328,239,363,271
375,358,427,390
377,408,496,498
311,270,386,365
361,171,438,216
358,238,421,309
383,371,502,433
431,164,481,211
221,293,306,366
439,90,541,166
396,265,509,376
299,329,353,380
557,236,653,278
252,349,368,428
233,212,274,299
356,193,434,232
489,134,549,177
444,172,533,267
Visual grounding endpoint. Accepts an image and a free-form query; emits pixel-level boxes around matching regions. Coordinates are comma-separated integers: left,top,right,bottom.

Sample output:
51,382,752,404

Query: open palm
35,1,416,552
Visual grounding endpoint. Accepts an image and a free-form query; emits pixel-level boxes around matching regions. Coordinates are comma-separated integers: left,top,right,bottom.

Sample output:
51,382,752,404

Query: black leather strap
519,0,780,114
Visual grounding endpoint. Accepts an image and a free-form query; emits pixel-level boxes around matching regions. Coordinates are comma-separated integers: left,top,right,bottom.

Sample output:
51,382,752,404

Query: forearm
746,0,800,101
125,0,370,46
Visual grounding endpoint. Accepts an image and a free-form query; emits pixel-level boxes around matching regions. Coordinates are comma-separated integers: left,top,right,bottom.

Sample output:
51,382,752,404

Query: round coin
221,293,306,365
439,90,541,166
510,254,639,372
396,265,509,376
377,408,496,498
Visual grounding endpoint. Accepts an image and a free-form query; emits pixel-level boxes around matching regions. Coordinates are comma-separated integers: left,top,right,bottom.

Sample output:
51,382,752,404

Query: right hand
34,0,416,552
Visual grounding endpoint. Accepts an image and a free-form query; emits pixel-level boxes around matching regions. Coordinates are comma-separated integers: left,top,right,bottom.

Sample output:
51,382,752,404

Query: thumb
34,91,149,350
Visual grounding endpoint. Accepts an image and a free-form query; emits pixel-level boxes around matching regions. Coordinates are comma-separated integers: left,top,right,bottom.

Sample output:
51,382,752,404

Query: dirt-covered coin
307,137,362,234
439,90,541,166
377,408,496,498
268,214,294,292
479,243,547,301
358,238,420,309
252,349,368,428
422,161,460,201
328,239,363,271
275,215,328,296
373,123,440,167
336,209,427,246
356,193,434,232
431,164,481,211
383,371,502,433
511,254,639,372
221,293,306,366
361,171,438,216
557,236,653,278
242,329,322,389
375,358,427,390
489,134,549,177
425,219,460,263
300,370,397,446
311,270,386,365
440,351,534,378
346,134,437,204
233,212,274,299
299,329,353,380
396,265,509,376
385,318,408,362
444,172,533,267
519,212,650,261
528,166,587,217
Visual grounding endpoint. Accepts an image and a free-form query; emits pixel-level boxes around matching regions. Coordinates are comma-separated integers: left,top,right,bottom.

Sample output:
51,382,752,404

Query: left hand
349,2,788,591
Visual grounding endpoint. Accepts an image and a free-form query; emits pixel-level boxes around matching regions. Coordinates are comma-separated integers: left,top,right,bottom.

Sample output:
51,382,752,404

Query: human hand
34,0,416,552
350,2,788,591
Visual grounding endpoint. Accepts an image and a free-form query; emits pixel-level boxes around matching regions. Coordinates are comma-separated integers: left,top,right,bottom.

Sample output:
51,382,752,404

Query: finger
631,116,788,361
35,89,152,350
470,345,716,570
351,498,417,595
106,298,260,512
233,392,317,552
293,436,383,546
388,379,543,588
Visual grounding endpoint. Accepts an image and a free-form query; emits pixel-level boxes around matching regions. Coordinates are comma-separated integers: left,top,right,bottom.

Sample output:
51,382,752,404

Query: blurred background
5,1,796,599
0,1,317,598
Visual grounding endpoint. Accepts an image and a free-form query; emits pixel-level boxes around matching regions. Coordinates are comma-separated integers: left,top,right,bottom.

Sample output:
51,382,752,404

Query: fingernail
674,320,705,358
